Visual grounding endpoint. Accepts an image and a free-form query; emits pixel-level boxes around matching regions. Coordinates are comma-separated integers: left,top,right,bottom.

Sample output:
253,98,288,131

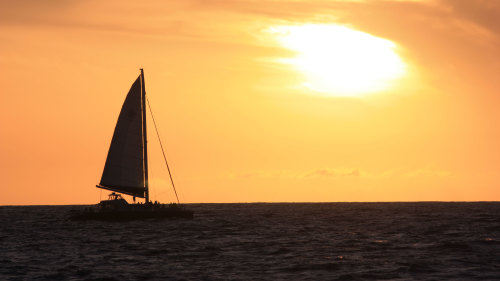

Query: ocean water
1,202,499,280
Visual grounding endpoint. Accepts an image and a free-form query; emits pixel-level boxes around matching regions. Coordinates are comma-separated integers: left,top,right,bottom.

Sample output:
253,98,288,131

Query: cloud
403,166,451,178
0,0,73,25
230,166,451,180
302,168,364,178
438,0,500,35
3,0,497,48
230,167,368,179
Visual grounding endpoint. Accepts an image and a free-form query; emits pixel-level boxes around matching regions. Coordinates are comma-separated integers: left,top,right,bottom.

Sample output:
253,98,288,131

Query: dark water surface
1,202,500,280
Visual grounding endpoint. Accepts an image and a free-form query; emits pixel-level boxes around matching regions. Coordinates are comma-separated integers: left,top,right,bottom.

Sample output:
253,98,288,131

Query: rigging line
146,96,180,204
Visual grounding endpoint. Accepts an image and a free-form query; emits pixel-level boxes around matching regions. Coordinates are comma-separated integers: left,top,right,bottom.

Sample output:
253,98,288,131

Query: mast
140,68,149,203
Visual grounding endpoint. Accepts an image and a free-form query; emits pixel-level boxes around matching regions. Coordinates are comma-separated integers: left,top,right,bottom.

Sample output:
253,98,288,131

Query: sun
268,24,407,97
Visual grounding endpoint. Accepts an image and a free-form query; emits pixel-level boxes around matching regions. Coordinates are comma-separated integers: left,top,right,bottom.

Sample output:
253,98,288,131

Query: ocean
1,202,499,280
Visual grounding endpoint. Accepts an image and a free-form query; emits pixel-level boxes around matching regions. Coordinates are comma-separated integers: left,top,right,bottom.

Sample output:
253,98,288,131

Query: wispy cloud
3,0,497,48
403,165,451,178
230,166,451,180
438,0,500,35
302,168,364,178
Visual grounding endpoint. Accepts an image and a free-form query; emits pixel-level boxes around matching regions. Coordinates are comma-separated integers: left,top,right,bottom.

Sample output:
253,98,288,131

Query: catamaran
70,69,193,221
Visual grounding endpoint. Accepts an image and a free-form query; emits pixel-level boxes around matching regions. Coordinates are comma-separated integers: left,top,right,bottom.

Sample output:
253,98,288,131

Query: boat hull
69,204,193,221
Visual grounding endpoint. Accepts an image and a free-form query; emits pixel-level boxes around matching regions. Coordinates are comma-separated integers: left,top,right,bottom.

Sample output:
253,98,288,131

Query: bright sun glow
269,24,407,97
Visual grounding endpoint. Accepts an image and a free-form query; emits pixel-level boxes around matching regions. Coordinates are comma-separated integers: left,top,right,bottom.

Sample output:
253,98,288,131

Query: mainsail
98,74,147,198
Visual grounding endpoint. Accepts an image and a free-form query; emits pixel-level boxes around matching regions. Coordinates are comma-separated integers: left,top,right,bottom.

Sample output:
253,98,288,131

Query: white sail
98,75,146,198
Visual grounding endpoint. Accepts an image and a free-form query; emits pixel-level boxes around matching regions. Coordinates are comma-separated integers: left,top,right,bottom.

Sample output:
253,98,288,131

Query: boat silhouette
70,69,193,221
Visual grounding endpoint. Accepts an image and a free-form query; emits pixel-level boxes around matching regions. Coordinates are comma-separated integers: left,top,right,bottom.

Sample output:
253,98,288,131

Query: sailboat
70,69,193,221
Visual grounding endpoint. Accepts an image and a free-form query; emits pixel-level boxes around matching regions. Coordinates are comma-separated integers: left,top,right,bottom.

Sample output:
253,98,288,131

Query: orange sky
1,0,499,204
